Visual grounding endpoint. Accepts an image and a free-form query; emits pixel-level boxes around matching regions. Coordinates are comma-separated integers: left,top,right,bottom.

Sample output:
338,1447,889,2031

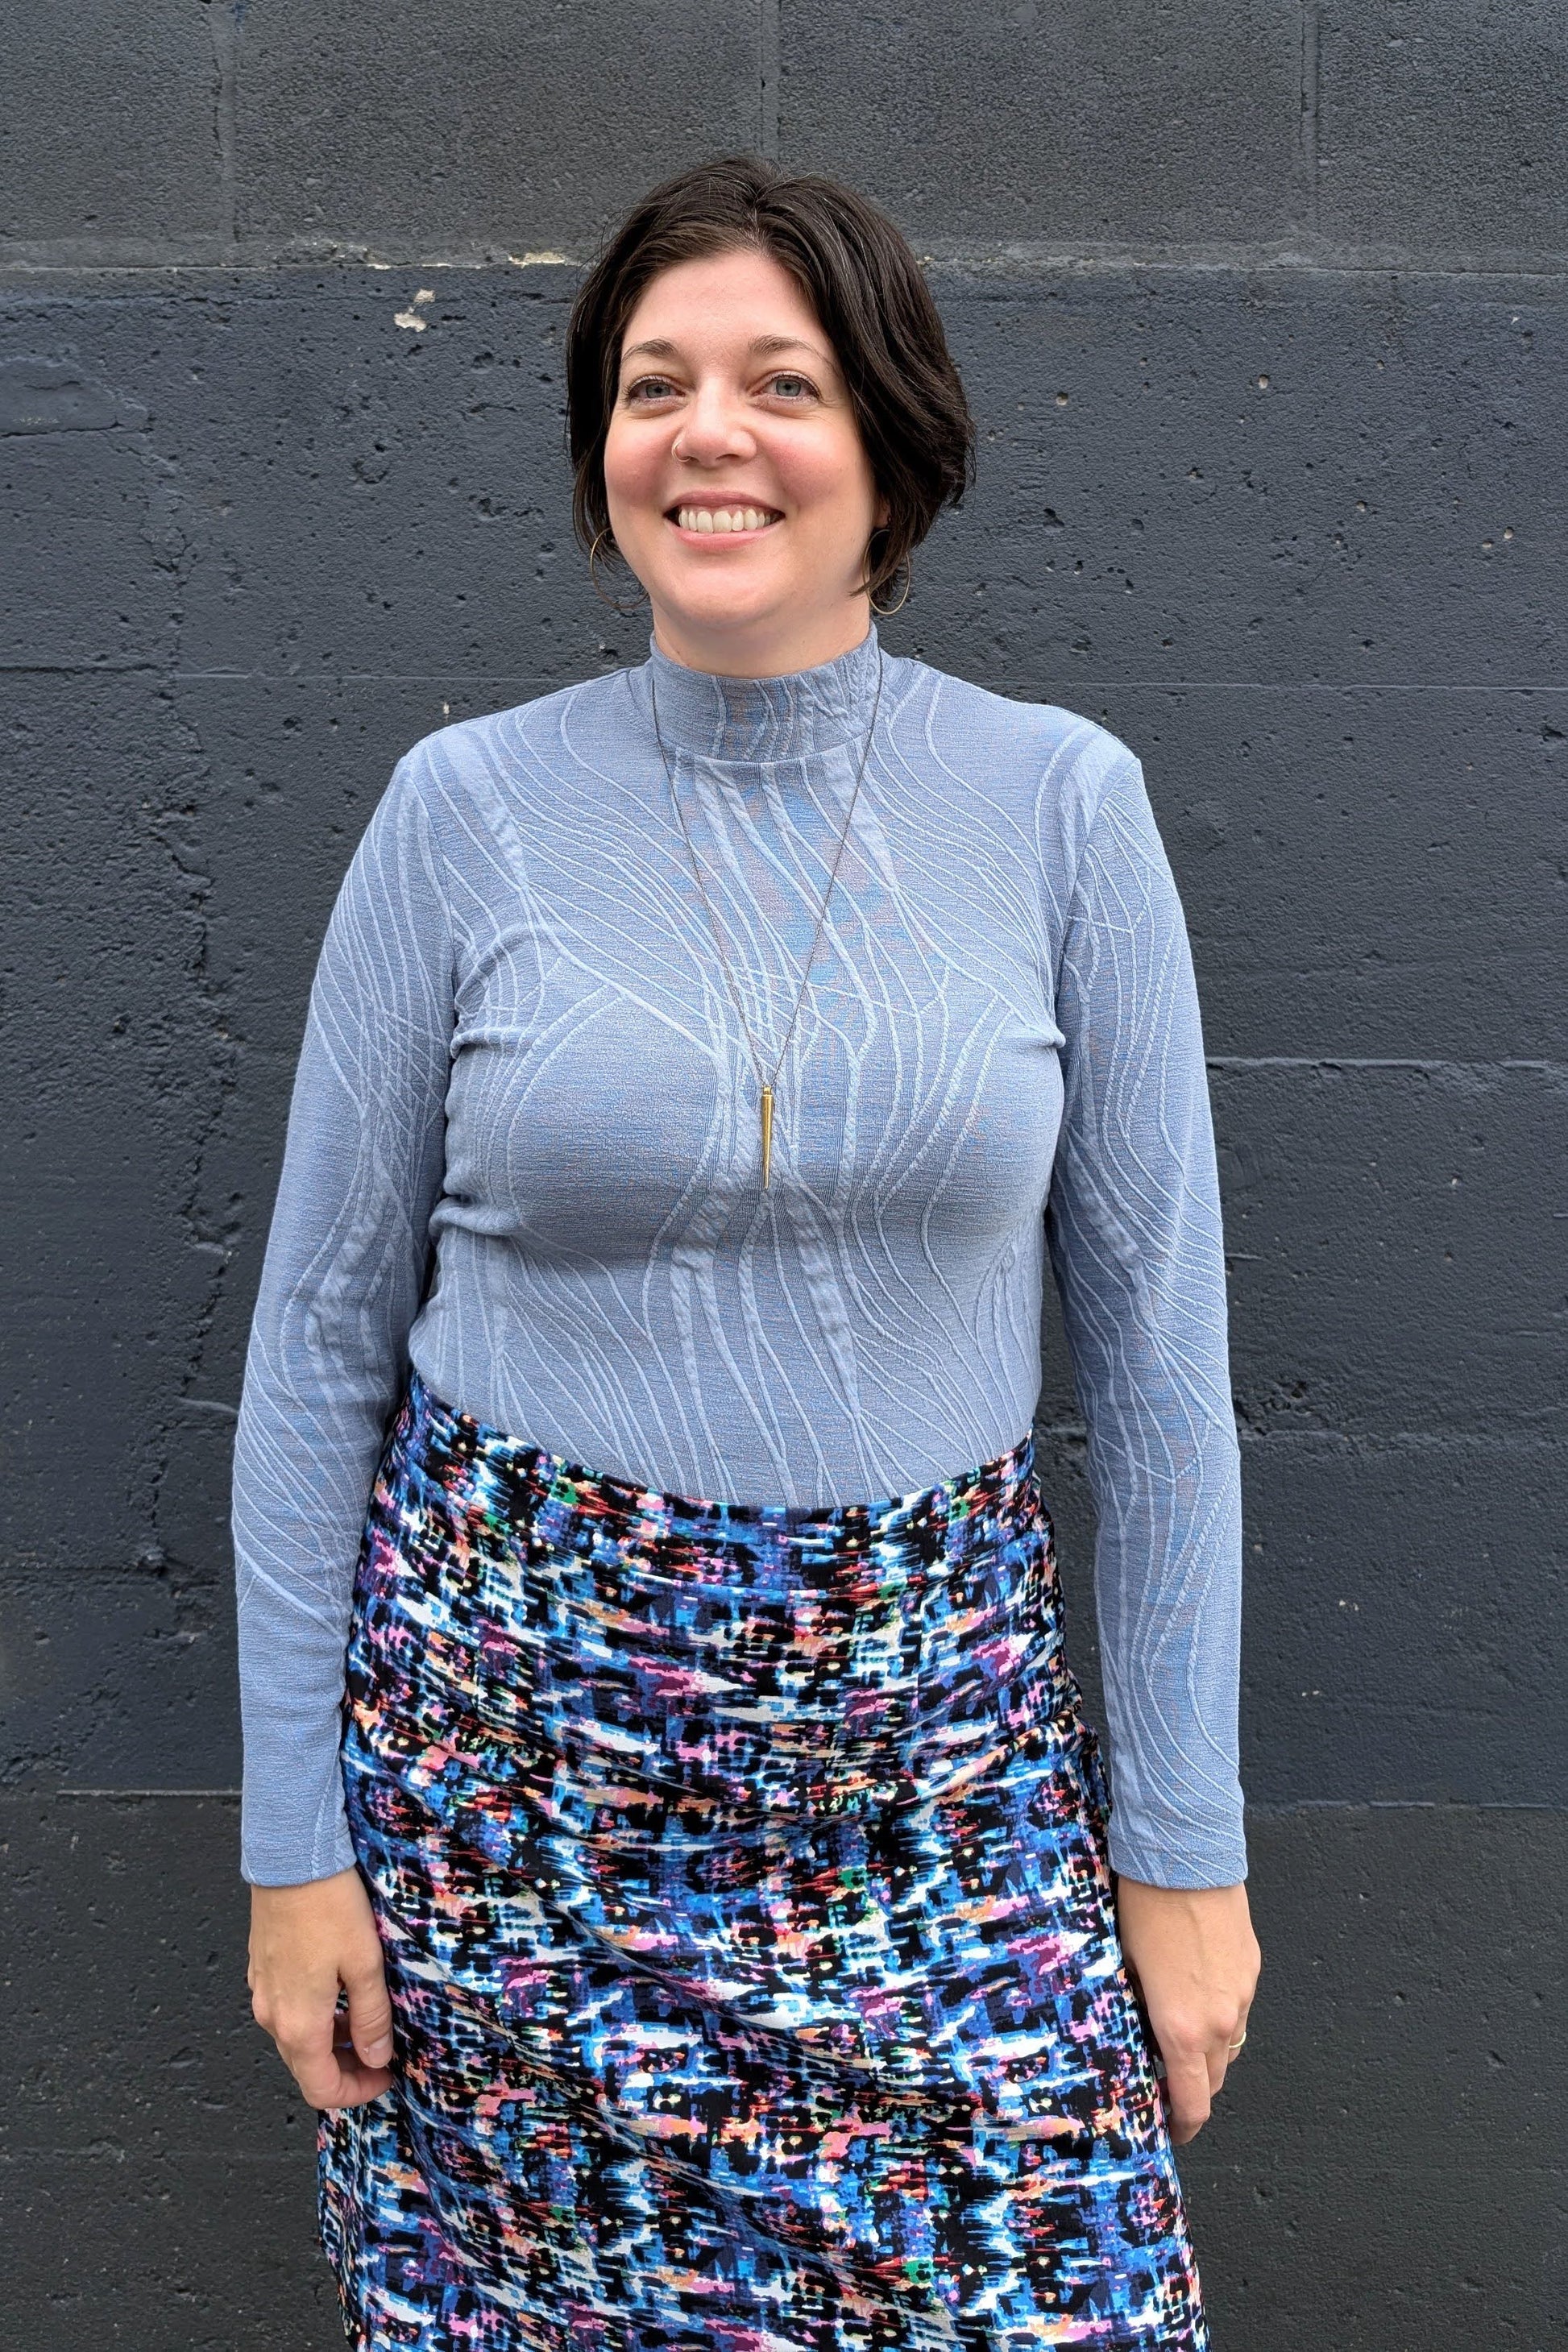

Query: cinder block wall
2,7,1564,2345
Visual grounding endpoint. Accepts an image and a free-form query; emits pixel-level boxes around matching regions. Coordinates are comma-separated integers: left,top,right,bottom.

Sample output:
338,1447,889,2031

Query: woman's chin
650,579,794,642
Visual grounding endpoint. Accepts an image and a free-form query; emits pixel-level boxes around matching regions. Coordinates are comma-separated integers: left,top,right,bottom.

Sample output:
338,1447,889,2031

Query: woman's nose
672,383,756,467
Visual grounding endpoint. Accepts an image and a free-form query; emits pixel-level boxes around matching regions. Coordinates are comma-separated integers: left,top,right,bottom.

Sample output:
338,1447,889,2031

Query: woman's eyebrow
748,334,829,360
621,334,832,363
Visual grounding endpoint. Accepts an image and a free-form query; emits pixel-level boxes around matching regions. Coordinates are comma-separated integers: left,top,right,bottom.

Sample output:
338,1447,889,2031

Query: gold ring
1227,2031,1247,2051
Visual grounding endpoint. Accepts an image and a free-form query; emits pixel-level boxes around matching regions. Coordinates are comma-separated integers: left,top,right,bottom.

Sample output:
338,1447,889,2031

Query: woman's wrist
1114,1874,1248,1898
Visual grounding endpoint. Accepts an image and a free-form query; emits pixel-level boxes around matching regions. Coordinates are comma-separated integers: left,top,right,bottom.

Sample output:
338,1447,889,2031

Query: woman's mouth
666,504,784,537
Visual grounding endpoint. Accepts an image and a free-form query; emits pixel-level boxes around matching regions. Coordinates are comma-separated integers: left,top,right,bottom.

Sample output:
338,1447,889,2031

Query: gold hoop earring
588,528,649,617
869,557,911,618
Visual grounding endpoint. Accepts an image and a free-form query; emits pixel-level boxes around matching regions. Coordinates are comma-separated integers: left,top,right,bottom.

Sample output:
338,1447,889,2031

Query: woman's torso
406,628,1118,1507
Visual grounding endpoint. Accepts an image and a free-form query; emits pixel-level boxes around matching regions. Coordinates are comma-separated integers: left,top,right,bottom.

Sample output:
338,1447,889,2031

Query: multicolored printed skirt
319,1367,1207,2351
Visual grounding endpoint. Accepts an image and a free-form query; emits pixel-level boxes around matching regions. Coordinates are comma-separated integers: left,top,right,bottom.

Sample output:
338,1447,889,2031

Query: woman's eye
621,370,817,404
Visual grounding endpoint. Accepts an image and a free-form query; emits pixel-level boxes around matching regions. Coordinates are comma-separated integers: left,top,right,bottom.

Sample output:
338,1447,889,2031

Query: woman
239,155,1260,2352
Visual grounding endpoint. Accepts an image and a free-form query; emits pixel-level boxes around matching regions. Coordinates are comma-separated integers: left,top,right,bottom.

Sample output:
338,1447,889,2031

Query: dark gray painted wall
2,6,1563,2345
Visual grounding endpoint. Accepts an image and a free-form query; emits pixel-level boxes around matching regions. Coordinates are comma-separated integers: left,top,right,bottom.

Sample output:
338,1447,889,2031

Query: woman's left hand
1113,1877,1262,2145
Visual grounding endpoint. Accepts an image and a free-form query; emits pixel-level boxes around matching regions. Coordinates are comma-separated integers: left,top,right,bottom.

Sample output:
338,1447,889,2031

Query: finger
1206,2004,1255,2098
275,2006,392,2113
1159,2051,1213,2146
285,2035,395,2111
311,2054,396,2109
295,2055,396,2109
343,1956,396,2071
1217,2008,1251,2076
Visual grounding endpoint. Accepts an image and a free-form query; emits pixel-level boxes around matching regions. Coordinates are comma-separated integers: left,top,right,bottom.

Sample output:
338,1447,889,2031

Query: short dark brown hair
565,155,975,607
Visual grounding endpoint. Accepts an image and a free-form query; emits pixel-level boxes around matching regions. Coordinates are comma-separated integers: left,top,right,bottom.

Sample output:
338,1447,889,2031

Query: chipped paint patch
508,251,572,267
393,288,438,331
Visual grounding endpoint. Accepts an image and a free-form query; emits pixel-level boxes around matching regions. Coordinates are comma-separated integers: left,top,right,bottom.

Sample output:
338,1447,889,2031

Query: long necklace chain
649,645,885,1190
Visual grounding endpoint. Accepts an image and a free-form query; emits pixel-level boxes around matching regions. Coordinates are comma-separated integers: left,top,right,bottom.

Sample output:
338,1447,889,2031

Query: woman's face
601,246,887,676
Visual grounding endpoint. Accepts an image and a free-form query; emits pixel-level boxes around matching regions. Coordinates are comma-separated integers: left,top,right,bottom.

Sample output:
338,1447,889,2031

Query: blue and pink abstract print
319,1367,1206,2350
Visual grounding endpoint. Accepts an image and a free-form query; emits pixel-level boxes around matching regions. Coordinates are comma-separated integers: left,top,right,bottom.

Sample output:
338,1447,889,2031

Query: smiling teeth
677,506,778,533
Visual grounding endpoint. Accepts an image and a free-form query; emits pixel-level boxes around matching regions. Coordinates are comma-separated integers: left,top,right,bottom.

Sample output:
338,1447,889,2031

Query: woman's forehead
621,250,829,359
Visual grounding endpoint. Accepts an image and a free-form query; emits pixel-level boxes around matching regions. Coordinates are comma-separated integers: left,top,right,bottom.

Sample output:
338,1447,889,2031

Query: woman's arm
234,748,454,2105
1044,744,1259,2136
232,749,454,1890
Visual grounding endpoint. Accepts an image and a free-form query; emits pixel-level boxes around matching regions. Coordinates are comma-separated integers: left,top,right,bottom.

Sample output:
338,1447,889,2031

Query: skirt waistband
347,1367,1081,1853
399,1363,1045,1593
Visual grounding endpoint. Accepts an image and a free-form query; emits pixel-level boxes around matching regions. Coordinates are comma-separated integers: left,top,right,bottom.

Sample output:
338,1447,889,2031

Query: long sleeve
1043,752,1246,1889
231,754,453,1885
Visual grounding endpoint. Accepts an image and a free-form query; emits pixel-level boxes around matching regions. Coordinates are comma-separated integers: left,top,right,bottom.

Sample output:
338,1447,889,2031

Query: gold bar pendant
759,1084,774,1188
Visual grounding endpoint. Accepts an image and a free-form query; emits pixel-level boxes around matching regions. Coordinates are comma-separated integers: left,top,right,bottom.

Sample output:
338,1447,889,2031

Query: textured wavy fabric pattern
317,1366,1208,2351
232,627,1245,1891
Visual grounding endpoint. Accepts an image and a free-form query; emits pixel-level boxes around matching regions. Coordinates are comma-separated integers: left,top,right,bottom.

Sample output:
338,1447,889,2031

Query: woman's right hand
247,1864,396,2109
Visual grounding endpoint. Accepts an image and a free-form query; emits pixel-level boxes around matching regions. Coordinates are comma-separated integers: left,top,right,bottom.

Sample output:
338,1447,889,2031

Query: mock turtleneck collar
634,625,883,764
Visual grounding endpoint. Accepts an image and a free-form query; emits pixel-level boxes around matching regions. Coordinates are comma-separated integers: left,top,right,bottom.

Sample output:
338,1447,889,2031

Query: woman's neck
640,620,881,764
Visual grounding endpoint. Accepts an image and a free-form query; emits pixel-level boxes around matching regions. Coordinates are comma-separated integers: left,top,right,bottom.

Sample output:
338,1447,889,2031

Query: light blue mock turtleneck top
231,626,1246,1892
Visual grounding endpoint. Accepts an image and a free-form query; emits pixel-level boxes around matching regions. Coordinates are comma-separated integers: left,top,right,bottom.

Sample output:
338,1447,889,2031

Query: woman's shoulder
886,653,1145,849
392,669,633,792
358,670,642,864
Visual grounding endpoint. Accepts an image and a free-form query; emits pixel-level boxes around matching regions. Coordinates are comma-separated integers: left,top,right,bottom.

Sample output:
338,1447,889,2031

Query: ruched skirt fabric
318,1367,1207,2351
